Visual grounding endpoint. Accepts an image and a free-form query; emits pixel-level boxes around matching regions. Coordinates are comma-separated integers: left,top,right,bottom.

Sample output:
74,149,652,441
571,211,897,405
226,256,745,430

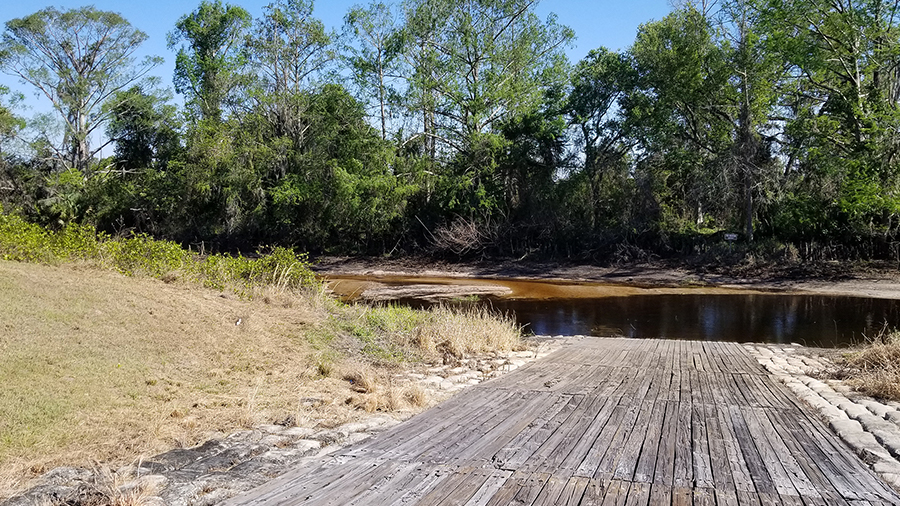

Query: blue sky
0,0,674,116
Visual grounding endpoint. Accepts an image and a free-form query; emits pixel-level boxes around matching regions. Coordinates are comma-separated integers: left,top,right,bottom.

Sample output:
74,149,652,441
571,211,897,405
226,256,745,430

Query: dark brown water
478,294,899,347
395,292,900,348
326,275,900,347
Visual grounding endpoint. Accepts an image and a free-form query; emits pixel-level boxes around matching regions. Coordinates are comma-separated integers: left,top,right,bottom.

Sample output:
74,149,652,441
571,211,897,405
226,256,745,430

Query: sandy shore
313,257,900,300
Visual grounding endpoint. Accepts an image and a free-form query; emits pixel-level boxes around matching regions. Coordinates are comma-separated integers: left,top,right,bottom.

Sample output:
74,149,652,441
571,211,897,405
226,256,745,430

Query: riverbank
313,256,900,300
0,259,528,503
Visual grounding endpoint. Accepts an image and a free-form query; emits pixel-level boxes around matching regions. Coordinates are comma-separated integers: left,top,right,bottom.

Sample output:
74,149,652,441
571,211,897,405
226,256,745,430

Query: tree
168,0,251,122
0,85,24,156
567,48,636,229
246,0,332,144
753,0,900,241
343,1,405,140
401,0,574,216
106,86,181,171
403,0,572,153
718,0,781,241
0,6,161,174
627,7,737,232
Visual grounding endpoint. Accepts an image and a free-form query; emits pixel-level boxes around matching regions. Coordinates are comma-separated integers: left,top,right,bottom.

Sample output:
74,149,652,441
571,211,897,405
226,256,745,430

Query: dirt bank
313,257,900,300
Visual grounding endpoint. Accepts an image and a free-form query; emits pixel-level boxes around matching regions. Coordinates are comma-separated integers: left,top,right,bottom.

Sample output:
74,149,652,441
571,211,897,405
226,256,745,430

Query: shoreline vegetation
0,212,523,499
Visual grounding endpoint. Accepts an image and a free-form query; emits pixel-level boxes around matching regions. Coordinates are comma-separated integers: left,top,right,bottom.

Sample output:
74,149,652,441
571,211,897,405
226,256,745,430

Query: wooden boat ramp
227,337,900,505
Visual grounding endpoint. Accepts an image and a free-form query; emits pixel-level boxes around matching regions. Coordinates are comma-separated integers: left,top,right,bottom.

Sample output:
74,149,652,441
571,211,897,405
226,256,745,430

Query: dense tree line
1,0,899,261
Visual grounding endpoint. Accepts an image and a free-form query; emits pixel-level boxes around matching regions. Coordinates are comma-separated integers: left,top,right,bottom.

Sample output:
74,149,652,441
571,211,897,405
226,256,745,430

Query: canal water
327,276,900,348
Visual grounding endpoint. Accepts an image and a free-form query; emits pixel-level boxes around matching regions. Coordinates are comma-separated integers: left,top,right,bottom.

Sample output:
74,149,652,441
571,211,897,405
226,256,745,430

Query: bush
0,205,319,297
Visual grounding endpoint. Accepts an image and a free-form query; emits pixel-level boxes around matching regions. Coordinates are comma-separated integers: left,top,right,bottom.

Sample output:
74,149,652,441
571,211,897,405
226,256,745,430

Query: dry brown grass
0,260,348,498
414,305,523,360
343,366,379,394
834,329,900,401
345,383,431,413
0,259,526,500
56,465,164,506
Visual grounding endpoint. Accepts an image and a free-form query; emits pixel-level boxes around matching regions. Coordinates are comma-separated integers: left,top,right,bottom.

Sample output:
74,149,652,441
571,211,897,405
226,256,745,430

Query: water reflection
479,294,900,347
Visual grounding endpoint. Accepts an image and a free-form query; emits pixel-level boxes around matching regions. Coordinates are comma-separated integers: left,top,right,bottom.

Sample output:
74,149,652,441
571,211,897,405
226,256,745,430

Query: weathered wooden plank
483,470,531,506
281,460,390,505
558,396,619,476
613,400,656,481
623,481,651,506
691,401,715,489
530,473,568,506
541,395,615,473
600,480,630,506
672,401,693,488
555,476,590,506
575,399,628,478
493,393,577,469
379,465,451,506
420,467,480,506
579,479,607,506
450,391,558,464
764,408,849,506
593,367,629,397
423,391,535,464
703,403,735,494
344,461,426,506
358,389,513,458
648,484,671,506
225,337,900,506
736,490,762,506
643,363,664,401
715,488,740,506
693,487,716,506
525,393,610,473
502,395,584,470
509,471,551,505
311,461,413,505
461,469,513,506
671,487,692,506
716,402,755,494
652,401,678,487
727,405,777,495
594,395,643,481
633,400,666,483
678,367,691,404
790,409,900,503
742,406,809,499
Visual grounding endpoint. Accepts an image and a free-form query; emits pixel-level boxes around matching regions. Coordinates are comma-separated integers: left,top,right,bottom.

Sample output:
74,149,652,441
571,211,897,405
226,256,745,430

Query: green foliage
4,0,900,261
0,205,318,296
168,0,251,122
100,234,189,277
339,305,426,362
106,86,182,171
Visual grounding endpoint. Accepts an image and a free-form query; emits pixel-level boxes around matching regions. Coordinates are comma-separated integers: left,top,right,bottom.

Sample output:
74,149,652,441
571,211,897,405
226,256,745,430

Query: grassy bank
0,211,523,498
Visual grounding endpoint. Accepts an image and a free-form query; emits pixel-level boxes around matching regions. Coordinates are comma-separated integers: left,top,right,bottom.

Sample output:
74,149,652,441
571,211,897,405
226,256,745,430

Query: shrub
0,206,319,297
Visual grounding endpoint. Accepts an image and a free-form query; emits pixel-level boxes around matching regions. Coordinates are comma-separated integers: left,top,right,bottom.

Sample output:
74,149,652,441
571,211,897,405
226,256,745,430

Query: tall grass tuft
839,328,900,401
337,303,523,363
